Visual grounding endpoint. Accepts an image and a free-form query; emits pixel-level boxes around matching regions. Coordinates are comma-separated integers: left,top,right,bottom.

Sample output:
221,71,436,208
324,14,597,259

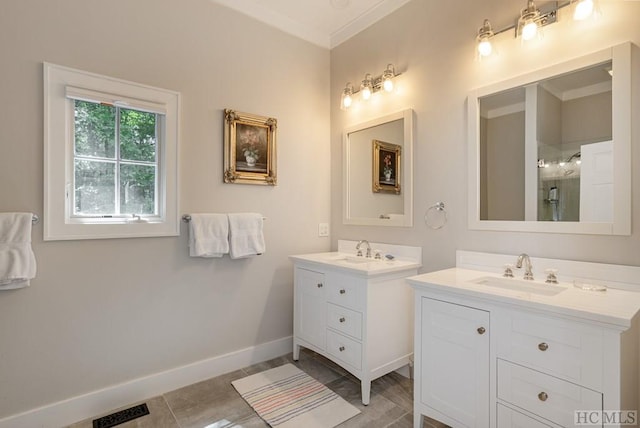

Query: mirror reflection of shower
546,186,559,221
538,151,582,222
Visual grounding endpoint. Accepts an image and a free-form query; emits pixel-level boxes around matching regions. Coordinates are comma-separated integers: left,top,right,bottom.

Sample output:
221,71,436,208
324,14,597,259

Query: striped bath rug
231,363,360,428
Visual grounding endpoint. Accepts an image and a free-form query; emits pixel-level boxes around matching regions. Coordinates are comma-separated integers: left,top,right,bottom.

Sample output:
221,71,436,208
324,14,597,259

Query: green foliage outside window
74,100,157,215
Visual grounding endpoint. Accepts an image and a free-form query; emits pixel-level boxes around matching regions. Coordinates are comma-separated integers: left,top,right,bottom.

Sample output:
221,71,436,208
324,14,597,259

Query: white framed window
44,63,180,240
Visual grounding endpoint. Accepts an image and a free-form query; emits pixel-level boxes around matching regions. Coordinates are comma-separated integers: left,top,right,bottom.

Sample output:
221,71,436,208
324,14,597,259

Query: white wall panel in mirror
343,109,413,227
468,42,633,235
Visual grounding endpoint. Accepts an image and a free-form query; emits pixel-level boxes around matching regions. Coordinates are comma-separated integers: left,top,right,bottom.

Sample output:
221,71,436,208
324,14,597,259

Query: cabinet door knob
339,289,346,294
339,317,346,323
339,346,345,352
477,327,486,335
317,283,323,288
538,391,548,402
538,342,549,351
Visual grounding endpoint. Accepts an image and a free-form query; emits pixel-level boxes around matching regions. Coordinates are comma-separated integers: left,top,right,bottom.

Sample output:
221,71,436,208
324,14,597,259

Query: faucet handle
545,268,559,284
503,264,514,278
356,249,363,257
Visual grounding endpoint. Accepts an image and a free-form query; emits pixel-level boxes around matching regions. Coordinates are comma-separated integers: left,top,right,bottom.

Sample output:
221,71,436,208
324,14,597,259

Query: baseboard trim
0,336,292,428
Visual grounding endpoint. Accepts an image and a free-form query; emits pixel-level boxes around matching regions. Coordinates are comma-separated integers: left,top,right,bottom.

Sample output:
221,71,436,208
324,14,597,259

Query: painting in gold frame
224,109,277,185
372,140,401,194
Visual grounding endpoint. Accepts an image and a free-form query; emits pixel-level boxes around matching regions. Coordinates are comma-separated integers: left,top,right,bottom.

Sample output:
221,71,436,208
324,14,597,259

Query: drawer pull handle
339,317,346,323
538,342,549,351
538,391,548,402
477,327,486,335
339,289,346,294
317,283,323,288
339,346,345,352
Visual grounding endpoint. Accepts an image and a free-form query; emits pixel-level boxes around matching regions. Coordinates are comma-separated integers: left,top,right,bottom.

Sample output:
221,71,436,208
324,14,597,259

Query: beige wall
0,0,330,419
331,1,640,269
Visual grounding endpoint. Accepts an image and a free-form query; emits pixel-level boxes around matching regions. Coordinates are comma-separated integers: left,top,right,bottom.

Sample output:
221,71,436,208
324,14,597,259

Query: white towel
228,213,265,259
188,214,229,258
0,213,37,289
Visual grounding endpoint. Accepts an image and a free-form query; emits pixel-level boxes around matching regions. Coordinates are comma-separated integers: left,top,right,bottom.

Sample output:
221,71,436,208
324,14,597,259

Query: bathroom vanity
409,251,640,428
290,240,421,405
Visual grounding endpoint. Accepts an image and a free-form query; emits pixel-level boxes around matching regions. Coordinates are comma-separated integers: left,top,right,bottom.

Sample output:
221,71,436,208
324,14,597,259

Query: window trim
44,63,180,240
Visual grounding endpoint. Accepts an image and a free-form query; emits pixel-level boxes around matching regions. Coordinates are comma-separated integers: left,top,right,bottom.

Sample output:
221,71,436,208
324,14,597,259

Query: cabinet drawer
327,330,362,370
327,303,362,340
497,312,603,389
497,404,555,427
497,359,602,427
326,277,363,311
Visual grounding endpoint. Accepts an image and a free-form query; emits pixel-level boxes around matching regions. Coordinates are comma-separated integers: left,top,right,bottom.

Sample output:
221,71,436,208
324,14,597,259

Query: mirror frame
343,108,414,227
468,42,632,235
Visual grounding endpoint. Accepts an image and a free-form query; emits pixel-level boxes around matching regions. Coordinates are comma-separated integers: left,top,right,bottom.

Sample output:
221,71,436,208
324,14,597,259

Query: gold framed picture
372,140,401,194
224,109,277,185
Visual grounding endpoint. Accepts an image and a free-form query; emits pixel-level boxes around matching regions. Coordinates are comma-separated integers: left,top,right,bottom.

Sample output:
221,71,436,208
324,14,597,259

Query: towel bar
182,214,266,223
32,214,39,225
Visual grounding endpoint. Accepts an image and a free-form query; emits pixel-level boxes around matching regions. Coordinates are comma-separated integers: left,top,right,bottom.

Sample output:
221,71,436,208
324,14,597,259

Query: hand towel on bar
188,214,229,258
0,213,37,289
228,213,265,259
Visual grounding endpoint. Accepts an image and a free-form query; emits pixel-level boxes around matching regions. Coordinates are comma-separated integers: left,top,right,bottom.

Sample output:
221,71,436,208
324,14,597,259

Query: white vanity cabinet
418,298,490,427
410,251,640,428
290,241,421,405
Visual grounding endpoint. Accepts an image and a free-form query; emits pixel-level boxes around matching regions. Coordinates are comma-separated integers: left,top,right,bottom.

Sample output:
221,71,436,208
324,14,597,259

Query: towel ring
425,202,447,230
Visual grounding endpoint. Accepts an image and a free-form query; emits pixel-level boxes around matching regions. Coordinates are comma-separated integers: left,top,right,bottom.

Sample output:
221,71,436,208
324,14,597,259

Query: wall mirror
343,109,413,227
468,43,633,235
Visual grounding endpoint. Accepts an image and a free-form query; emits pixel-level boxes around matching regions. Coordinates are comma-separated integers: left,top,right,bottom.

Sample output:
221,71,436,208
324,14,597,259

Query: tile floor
68,349,448,428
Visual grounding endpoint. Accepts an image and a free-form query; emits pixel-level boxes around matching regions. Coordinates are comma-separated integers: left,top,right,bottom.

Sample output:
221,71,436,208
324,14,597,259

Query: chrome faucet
356,240,372,258
516,253,534,280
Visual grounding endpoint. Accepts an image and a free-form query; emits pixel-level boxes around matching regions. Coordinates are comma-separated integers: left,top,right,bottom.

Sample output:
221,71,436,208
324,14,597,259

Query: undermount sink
329,255,379,264
471,276,567,296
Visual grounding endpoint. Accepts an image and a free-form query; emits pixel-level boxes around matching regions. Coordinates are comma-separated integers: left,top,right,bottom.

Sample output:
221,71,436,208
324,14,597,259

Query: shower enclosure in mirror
343,109,413,227
468,42,633,235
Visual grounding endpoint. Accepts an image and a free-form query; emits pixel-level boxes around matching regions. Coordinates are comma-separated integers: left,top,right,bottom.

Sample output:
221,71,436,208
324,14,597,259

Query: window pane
120,163,156,215
74,160,115,214
74,100,116,158
120,108,157,162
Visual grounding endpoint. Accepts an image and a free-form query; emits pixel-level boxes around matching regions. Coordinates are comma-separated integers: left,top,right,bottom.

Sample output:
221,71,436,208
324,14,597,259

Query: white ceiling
209,0,413,49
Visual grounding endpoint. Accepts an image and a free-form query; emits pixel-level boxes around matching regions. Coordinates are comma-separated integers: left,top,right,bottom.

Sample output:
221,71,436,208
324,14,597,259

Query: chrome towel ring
425,202,447,230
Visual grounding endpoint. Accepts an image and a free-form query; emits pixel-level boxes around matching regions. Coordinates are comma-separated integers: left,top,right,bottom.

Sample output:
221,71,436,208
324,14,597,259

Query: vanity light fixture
476,0,602,59
360,74,373,100
340,63,400,110
340,83,354,110
476,19,495,58
517,0,543,41
382,64,395,92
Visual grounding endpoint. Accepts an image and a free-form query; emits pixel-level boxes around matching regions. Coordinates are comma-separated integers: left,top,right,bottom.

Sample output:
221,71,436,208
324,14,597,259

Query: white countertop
408,267,640,329
290,252,421,277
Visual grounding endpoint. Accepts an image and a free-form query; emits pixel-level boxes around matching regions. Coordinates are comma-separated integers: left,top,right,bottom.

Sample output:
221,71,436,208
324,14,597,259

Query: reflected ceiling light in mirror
476,19,494,58
340,64,400,110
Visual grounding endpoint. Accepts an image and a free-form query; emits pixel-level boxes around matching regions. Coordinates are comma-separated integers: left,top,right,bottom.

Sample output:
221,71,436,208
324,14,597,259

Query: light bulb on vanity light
360,74,373,100
382,64,395,92
573,0,595,20
341,83,354,109
476,19,494,58
521,20,538,40
518,0,542,42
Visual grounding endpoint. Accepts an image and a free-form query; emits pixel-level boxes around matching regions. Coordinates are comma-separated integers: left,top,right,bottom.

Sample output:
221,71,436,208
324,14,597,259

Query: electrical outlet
318,223,329,237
